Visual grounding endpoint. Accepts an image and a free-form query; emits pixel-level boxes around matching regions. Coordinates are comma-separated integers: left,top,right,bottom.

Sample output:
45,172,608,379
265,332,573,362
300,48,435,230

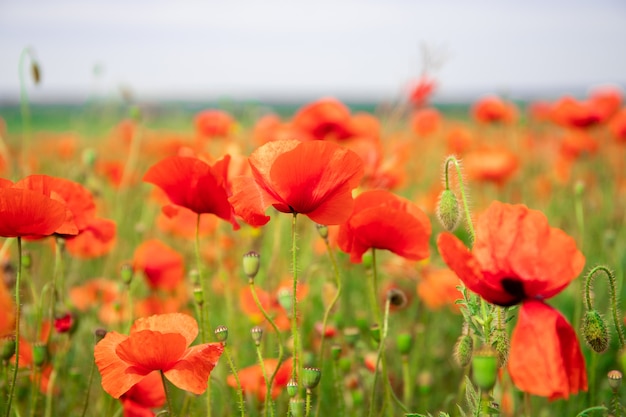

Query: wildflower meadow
1,58,626,417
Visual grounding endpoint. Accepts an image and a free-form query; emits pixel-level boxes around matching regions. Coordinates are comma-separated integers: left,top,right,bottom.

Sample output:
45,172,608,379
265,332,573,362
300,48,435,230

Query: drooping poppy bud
582,309,610,353
436,189,461,232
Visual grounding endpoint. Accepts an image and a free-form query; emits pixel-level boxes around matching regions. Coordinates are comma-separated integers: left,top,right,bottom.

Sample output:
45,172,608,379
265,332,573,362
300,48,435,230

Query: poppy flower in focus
65,217,117,259
230,140,364,227
0,185,73,238
472,96,517,124
227,359,292,402
194,109,235,138
143,155,238,230
133,239,184,291
337,189,431,263
95,313,224,398
437,201,586,399
120,371,166,417
291,98,354,141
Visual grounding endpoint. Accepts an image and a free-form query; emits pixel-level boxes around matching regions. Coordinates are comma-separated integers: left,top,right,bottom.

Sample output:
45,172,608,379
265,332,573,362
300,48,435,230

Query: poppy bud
33,343,48,367
331,344,342,360
94,328,107,342
21,251,32,270
289,398,305,417
436,189,462,232
387,288,408,309
287,379,298,397
193,285,204,306
215,325,228,343
582,309,610,353
250,326,263,346
352,390,364,406
608,370,622,391
453,334,473,367
369,324,381,344
54,312,76,334
277,287,292,314
472,346,498,391
361,252,373,269
492,332,510,368
338,357,352,373
316,224,329,241
396,333,413,356
302,367,322,390
242,251,260,280
189,269,200,285
1,335,16,361
120,263,133,285
31,60,41,85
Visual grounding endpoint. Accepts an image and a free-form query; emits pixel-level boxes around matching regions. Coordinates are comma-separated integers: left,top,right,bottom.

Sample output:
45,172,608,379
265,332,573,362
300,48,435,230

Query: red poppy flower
120,371,166,417
337,189,431,263
143,155,238,230
410,108,442,138
229,140,364,226
408,75,437,108
550,96,603,129
133,239,184,291
0,277,15,337
0,186,72,238
13,174,96,234
291,98,354,141
472,96,517,124
65,217,117,259
95,313,223,398
463,147,518,186
609,108,626,144
227,359,292,402
437,201,586,399
194,109,235,138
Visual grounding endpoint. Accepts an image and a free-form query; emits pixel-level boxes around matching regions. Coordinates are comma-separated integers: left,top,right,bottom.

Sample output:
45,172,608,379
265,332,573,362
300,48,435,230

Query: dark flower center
500,278,526,306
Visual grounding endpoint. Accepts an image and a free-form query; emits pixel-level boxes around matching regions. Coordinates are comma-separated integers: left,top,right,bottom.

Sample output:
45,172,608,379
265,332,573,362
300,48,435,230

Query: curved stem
584,265,625,349
444,156,475,242
5,237,22,417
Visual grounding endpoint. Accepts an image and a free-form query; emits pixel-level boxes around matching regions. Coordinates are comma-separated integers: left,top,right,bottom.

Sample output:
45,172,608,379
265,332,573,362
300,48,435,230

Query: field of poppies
1,76,626,417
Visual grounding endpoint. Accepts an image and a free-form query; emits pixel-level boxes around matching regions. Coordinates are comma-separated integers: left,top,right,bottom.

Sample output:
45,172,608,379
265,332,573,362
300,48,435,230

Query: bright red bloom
54,312,75,334
143,155,238,230
472,96,517,124
437,201,586,399
95,313,223,398
133,239,184,291
291,98,353,141
337,190,431,263
408,75,437,108
120,371,166,417
65,217,117,259
0,186,71,238
230,140,364,226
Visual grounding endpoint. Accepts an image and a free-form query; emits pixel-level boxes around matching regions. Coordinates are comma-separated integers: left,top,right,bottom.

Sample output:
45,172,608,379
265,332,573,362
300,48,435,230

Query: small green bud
287,379,298,397
608,370,623,392
331,344,342,360
250,326,263,346
189,269,200,285
215,325,228,343
242,251,260,280
436,189,462,231
369,324,381,344
21,251,32,270
396,333,413,356
352,389,364,406
277,287,292,313
472,346,498,391
492,332,510,368
338,357,352,373
316,224,328,240
302,367,321,390
1,335,16,360
454,334,473,367
33,343,48,367
129,105,142,122
289,398,305,417
120,263,133,285
582,309,610,353
193,285,204,306
361,252,373,269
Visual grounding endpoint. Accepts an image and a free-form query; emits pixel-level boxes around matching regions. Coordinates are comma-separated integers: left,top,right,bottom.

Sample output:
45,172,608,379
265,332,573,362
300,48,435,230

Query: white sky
1,0,625,103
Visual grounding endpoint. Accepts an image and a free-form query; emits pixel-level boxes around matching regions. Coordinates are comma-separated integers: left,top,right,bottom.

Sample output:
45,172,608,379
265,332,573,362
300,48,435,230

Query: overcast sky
1,0,625,103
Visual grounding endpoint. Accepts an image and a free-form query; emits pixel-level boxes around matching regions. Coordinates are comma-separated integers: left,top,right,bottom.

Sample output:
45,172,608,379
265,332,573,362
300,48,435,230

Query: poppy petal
508,300,587,399
116,330,188,371
164,342,224,394
0,188,69,237
130,313,198,346
95,332,148,398
229,176,276,226
437,232,516,306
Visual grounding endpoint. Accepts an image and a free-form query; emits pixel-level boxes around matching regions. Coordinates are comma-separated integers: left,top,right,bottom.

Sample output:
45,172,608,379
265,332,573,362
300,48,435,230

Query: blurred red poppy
410,108,442,138
143,155,238,230
133,239,184,291
463,147,518,186
291,98,354,141
472,96,517,124
609,108,626,144
194,109,235,138
230,140,364,226
337,189,431,263
437,201,586,399
95,313,223,398
120,371,166,417
65,217,116,259
227,359,292,402
408,75,437,108
0,277,15,337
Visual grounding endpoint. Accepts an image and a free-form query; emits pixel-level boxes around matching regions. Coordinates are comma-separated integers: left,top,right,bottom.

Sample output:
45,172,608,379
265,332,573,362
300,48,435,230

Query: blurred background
1,0,625,105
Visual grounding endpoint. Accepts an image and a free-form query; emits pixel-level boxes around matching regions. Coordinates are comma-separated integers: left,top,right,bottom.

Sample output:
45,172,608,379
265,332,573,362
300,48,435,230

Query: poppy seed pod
1,335,16,360
608,370,622,391
215,325,228,343
250,326,263,346
242,251,260,280
472,346,498,391
436,189,462,232
302,367,322,390
289,398,305,417
287,378,298,397
582,309,610,353
396,333,413,356
33,343,48,367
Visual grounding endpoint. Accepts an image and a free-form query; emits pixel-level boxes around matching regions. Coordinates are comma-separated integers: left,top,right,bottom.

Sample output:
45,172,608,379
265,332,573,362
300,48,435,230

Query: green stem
584,265,625,349
223,344,246,417
254,344,272,417
444,156,475,242
290,213,300,385
5,236,22,417
46,237,64,345
79,347,97,417
401,355,410,408
305,389,312,417
29,367,41,417
248,281,284,415
160,370,174,417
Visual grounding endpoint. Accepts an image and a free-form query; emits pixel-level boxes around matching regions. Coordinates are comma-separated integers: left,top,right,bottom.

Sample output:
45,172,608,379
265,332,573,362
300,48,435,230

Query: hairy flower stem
223,344,246,417
313,236,342,417
584,265,625,349
290,213,301,386
160,370,175,417
444,155,475,242
254,344,272,416
5,237,22,417
248,281,285,415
